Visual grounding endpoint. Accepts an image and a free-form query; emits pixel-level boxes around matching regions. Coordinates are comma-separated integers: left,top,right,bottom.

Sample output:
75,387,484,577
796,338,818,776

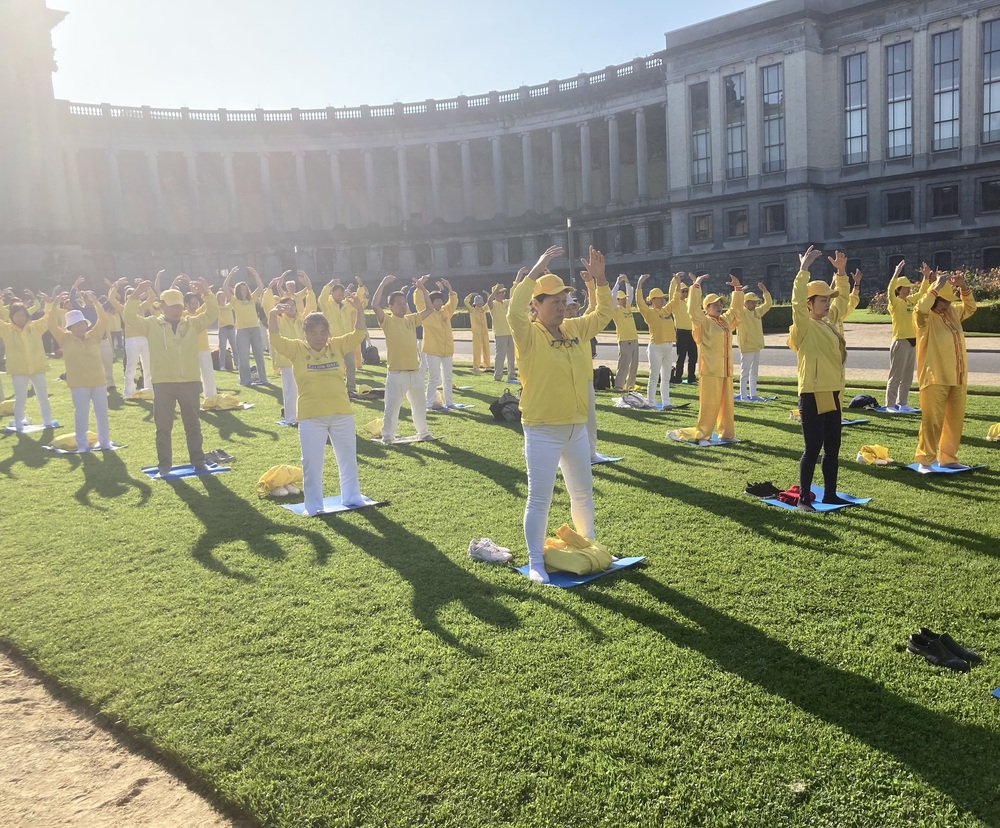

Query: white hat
65,309,87,327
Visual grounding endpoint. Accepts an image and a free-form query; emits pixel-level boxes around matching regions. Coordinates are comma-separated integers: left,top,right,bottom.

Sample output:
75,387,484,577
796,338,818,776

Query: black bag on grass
593,365,614,390
489,389,521,424
363,341,381,366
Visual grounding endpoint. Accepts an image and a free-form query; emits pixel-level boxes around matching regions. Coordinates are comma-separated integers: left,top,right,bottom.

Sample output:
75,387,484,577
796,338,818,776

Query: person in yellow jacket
108,277,156,397
787,247,850,510
671,279,697,385
270,299,305,425
636,272,683,408
318,278,362,395
48,292,112,451
181,286,218,398
464,293,491,372
414,279,459,410
913,270,977,471
223,265,267,387
884,260,930,411
126,279,218,476
610,274,640,392
488,283,516,382
508,245,613,583
268,295,369,516
735,281,773,401
372,274,436,443
824,251,860,336
0,295,57,430
669,274,744,444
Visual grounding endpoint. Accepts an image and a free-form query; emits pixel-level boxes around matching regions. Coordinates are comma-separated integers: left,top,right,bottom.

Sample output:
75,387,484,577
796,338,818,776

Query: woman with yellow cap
884,260,929,411
223,265,267,387
48,291,112,450
509,245,613,583
636,273,682,408
735,281,772,401
488,283,516,382
464,293,491,372
913,270,977,471
415,279,459,409
0,294,57,430
788,247,850,510
610,275,640,392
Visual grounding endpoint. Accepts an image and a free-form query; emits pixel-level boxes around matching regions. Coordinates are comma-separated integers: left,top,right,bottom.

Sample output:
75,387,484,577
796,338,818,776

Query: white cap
65,310,87,327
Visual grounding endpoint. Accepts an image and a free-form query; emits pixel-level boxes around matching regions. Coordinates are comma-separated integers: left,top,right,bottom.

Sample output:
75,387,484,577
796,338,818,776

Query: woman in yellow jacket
913,270,977,471
464,293,491,372
610,274,640,392
415,280,459,409
636,273,682,408
669,274,744,444
0,296,57,430
508,245,612,583
223,265,267,386
735,281,772,401
48,292,112,451
108,278,154,396
488,284,516,382
884,260,929,411
182,289,218,398
788,247,850,510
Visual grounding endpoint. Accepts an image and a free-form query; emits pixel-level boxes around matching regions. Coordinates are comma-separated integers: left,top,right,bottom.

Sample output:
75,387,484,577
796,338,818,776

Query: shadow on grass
580,572,999,825
334,508,603,657
0,431,52,477
65,450,152,510
125,398,155,423
200,410,280,443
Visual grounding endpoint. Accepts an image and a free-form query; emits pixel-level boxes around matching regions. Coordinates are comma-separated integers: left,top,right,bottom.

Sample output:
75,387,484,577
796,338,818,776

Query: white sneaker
468,538,513,564
917,464,935,474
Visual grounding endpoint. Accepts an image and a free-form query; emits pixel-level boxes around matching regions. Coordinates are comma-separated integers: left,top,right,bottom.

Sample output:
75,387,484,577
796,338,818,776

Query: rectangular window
762,202,786,234
535,234,550,254
886,42,913,158
933,250,953,271
647,220,664,250
316,247,336,275
982,179,1000,211
843,53,868,165
618,224,636,254
843,195,868,228
726,208,749,238
446,241,462,268
349,246,367,273
382,246,399,271
506,237,523,264
930,184,959,217
984,21,1000,143
886,190,913,223
414,243,432,270
761,64,785,173
591,227,608,252
724,72,747,180
933,31,961,151
690,82,711,184
692,213,713,242
477,239,493,267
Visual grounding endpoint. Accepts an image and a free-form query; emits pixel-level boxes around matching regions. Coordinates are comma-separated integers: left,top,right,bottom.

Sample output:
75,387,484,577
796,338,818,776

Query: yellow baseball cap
744,292,760,303
645,288,667,301
806,281,838,299
702,293,722,309
532,273,573,297
935,283,958,302
160,289,184,307
892,276,915,291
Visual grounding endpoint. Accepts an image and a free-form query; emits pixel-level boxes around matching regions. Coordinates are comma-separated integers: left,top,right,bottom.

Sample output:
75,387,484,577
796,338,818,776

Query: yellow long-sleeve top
489,299,511,336
670,279,693,330
735,290,772,353
465,297,489,333
0,306,50,375
48,304,108,388
318,287,357,338
262,287,315,318
271,314,305,370
636,288,682,344
107,311,122,334
231,287,262,329
508,277,613,426
0,301,41,322
109,293,154,338
125,294,218,384
270,329,365,420
415,290,458,357
688,285,743,379
184,304,213,352
610,306,639,341
378,311,422,371
914,287,976,388
788,271,847,394
827,273,853,336
217,302,236,327
888,279,929,341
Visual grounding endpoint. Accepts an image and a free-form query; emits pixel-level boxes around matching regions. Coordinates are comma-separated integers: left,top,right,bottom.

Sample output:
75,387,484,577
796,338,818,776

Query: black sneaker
906,634,970,672
918,628,982,666
745,481,780,498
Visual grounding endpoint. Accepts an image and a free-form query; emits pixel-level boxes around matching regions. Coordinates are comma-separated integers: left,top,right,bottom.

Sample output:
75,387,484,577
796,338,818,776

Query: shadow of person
578,572,1000,825
200,410,280,443
415,440,524,497
0,432,51,477
67,450,152,510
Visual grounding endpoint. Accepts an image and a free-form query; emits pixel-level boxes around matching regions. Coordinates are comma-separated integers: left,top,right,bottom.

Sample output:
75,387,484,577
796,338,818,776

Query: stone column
184,151,201,231
222,152,239,230
258,152,275,230
491,136,506,216
396,145,409,222
429,143,442,220
105,149,125,231
521,132,535,213
551,128,564,210
579,121,592,206
63,147,84,231
363,148,376,222
634,107,648,200
607,115,620,206
294,150,310,228
327,150,343,226
460,140,473,216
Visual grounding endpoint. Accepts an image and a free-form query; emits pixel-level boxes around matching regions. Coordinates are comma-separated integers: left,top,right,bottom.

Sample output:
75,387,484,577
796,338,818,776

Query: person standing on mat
913,270,977,472
611,275,640,392
788,247,850,511
465,293,491,373
735,282,772,401
373,275,435,444
415,279,459,410
884,260,927,412
269,295,369,516
489,282,517,383
0,294,57,430
636,273,681,409
108,278,155,397
671,279,697,385
509,244,612,584
126,279,218,477
224,266,267,387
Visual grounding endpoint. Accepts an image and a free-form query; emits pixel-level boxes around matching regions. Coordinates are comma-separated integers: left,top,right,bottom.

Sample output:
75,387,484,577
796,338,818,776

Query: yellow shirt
914,288,976,388
636,288,682,344
416,291,458,357
508,278,613,426
217,303,236,327
489,299,511,336
465,297,489,332
271,315,305,369
0,308,50,375
109,293,153,338
888,279,929,341
270,329,365,419
379,311,422,372
735,291,772,353
827,273,853,336
688,285,743,379
232,288,262,330
610,306,639,342
788,271,847,394
671,279,692,330
49,305,108,388
126,295,219,383
319,287,357,338
184,304,212,351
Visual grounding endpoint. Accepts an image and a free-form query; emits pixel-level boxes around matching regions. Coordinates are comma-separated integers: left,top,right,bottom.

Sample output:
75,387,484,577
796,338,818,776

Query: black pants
673,329,697,382
799,391,841,497
153,381,205,471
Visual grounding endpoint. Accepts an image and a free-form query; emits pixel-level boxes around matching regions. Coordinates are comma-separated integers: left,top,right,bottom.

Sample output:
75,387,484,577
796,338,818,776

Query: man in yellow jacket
913,270,977,471
464,293,491,372
884,260,929,411
126,279,218,476
735,281,772,401
488,283,516,382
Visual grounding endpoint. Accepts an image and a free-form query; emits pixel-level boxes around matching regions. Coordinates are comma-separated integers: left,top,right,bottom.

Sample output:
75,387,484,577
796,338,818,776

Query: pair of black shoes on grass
204,448,235,465
907,627,982,672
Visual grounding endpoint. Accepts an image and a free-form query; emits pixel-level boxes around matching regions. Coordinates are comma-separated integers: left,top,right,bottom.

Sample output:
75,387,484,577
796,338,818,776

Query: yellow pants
915,384,967,465
676,375,734,441
471,327,490,369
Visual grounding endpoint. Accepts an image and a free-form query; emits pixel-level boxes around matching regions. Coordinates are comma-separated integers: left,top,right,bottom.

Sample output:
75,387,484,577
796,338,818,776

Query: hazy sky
50,0,757,110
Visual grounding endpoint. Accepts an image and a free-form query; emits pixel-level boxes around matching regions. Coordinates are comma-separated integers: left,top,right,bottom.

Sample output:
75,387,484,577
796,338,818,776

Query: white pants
100,337,115,387
523,423,595,569
71,385,110,449
587,382,598,458
298,414,362,516
739,350,761,399
383,370,430,440
280,366,298,423
12,373,52,426
494,335,516,381
425,354,454,407
647,342,675,406
124,336,151,396
199,350,217,398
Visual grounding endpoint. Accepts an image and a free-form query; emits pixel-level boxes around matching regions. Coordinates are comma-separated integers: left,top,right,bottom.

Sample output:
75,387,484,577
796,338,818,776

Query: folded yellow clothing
127,389,154,401
362,417,383,437
988,423,1000,442
790,409,801,421
51,432,97,450
542,524,612,575
0,400,14,417
202,394,243,410
256,464,303,498
856,444,894,465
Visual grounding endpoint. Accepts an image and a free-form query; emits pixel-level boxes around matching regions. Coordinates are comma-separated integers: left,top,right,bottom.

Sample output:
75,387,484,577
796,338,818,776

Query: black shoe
746,481,780,498
822,494,852,506
907,634,970,672
918,628,982,666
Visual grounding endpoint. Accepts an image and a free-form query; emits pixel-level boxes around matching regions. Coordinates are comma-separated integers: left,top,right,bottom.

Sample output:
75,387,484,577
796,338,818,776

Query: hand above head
826,250,847,274
73,275,85,288
380,274,397,287
580,246,606,285
347,291,365,310
693,273,709,287
851,269,863,288
637,273,650,286
527,246,564,281
757,281,767,293
513,266,530,285
687,272,698,285
727,273,743,289
800,245,823,271
951,272,967,289
933,271,950,291
893,260,906,279
921,262,932,281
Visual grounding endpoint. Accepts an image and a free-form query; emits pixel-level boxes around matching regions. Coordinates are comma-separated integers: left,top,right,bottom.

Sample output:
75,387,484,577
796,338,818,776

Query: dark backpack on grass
593,365,614,390
363,340,381,366
489,389,521,424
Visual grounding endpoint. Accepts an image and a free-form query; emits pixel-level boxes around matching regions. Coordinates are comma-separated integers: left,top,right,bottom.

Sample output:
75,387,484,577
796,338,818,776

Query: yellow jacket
109,293,154,338
636,287,682,344
489,299,511,336
465,297,489,332
611,306,639,341
888,278,929,341
318,287,357,338
914,287,976,388
126,294,219,383
670,278,692,330
415,290,458,357
270,329,365,419
788,271,846,394
508,278,613,426
271,314,305,370
184,304,213,351
0,306,50,375
688,285,743,378
379,311,422,371
49,304,108,388
231,288,262,330
827,273,853,336
735,290,772,353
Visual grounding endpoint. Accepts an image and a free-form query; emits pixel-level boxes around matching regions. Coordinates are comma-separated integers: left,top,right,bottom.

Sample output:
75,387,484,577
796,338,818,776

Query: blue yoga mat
141,463,231,480
668,431,739,447
841,418,869,426
281,495,388,516
276,420,298,427
904,462,987,475
762,484,871,512
591,454,623,464
515,556,646,587
44,443,125,455
4,421,61,433
734,396,778,403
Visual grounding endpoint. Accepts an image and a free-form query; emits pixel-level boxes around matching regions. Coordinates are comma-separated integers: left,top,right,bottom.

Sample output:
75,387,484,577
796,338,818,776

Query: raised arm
371,275,396,325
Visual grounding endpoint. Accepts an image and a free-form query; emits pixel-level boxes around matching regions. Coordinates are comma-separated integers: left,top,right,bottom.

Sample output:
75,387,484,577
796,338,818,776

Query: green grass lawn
1,359,999,827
